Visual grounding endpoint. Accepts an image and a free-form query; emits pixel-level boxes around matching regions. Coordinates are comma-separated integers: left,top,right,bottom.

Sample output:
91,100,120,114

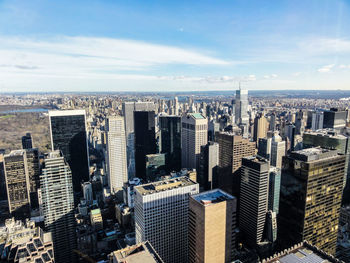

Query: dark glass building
21,133,33,149
159,116,181,172
49,110,89,193
323,108,347,130
278,148,345,255
134,111,156,180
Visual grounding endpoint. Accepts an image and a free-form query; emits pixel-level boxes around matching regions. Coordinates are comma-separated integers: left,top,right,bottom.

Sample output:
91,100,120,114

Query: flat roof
135,176,196,196
48,109,86,117
91,209,101,215
190,113,205,119
192,189,235,205
5,150,25,157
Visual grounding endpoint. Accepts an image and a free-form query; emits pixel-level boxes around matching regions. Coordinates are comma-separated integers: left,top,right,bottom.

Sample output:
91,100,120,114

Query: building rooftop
112,241,164,263
190,113,205,119
91,208,101,216
304,130,347,139
192,189,235,206
48,109,86,117
260,241,343,263
135,176,196,196
291,147,339,162
4,150,25,157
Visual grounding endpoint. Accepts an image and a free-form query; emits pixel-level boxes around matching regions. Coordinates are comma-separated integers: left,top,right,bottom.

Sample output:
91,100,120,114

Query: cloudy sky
0,0,350,92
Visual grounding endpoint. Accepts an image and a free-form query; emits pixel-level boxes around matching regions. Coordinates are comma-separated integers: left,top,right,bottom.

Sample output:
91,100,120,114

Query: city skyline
0,0,350,92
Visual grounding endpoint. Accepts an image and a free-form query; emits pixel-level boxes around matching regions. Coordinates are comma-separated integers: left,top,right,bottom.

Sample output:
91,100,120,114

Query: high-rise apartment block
159,116,182,172
40,151,76,263
106,116,128,194
134,111,157,180
189,189,237,263
134,177,199,263
239,157,269,248
21,132,33,149
215,132,255,195
49,110,89,193
181,113,208,171
279,148,346,255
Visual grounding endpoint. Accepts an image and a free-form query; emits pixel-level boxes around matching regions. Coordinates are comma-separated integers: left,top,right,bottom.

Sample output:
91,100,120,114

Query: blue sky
0,0,350,92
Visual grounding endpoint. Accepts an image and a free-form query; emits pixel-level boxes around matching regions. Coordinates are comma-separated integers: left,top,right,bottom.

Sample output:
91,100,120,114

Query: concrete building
49,110,90,193
111,241,164,263
0,218,54,263
181,113,208,171
239,157,269,248
270,133,285,169
215,132,256,196
134,177,199,263
189,189,237,263
199,142,219,190
279,148,346,255
311,111,324,131
106,116,128,194
82,181,93,204
90,208,103,231
40,151,76,263
253,113,268,144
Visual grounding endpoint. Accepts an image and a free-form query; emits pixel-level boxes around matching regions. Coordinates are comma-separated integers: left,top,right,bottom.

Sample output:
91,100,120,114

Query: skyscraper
189,189,237,263
123,101,155,178
106,116,128,194
323,108,347,130
239,156,269,248
159,116,181,172
257,137,272,160
270,133,285,169
21,132,33,149
215,132,255,195
134,177,199,263
253,113,268,143
278,148,346,255
25,148,40,208
3,150,31,219
268,167,281,215
198,141,219,190
40,151,76,263
49,110,89,193
235,88,249,126
181,113,208,170
134,111,156,180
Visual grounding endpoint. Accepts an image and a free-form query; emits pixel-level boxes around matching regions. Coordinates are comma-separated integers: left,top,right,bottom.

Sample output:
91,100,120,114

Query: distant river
0,108,49,114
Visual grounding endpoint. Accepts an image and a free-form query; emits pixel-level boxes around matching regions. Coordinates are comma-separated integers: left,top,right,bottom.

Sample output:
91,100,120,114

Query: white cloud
317,64,335,73
299,38,350,55
339,64,350,69
263,74,278,79
292,72,302,76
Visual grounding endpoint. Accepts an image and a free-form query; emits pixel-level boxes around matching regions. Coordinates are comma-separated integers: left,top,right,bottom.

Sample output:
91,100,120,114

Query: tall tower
159,116,182,172
253,113,268,143
123,102,155,178
239,156,269,248
106,116,128,194
49,110,89,193
134,111,156,180
3,150,31,219
189,189,237,263
181,113,208,171
22,132,33,149
134,177,199,263
40,151,76,263
215,132,256,196
279,148,346,255
199,141,219,190
270,132,285,169
235,87,249,126
25,148,40,208
174,96,179,116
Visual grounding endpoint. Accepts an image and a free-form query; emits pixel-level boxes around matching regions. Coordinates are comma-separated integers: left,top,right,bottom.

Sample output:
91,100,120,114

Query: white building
134,177,199,263
181,113,208,170
270,133,286,169
106,116,128,194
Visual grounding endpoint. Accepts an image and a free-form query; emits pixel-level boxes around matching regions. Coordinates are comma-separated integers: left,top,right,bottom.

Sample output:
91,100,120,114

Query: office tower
208,120,220,141
134,177,199,263
145,153,166,181
235,88,249,126
90,208,103,231
181,113,208,171
134,111,157,180
111,241,164,263
106,116,128,194
239,157,269,248
82,181,93,204
174,96,179,116
40,151,76,263
270,133,285,169
189,189,237,263
265,210,278,243
25,148,40,208
215,132,255,195
0,218,54,263
199,142,219,190
311,111,324,131
284,123,295,150
279,148,346,255
323,108,347,130
253,113,268,143
268,167,281,214
123,101,155,177
21,132,33,149
159,116,181,172
49,110,89,193
269,113,276,131
3,150,31,219
257,138,272,160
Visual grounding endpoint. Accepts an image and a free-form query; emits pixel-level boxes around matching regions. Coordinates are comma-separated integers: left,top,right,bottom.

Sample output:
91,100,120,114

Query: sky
0,0,350,92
